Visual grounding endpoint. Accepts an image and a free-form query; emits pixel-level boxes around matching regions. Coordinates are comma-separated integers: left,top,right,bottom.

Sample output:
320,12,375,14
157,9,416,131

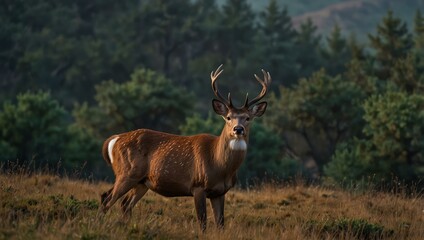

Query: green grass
0,173,423,239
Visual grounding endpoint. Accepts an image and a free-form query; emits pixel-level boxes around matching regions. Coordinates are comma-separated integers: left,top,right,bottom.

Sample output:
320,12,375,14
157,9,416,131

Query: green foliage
390,54,424,93
74,69,194,139
257,0,298,87
0,91,103,173
363,92,424,180
220,0,255,67
2,1,424,184
294,18,322,80
324,139,384,185
239,122,286,184
325,92,424,185
414,10,424,50
369,10,413,80
321,24,351,76
139,0,197,75
64,124,102,173
269,70,367,166
179,112,222,136
0,91,67,165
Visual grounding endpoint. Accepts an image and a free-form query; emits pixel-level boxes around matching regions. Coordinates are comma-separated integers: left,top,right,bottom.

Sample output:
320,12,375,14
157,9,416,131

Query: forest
1,0,423,188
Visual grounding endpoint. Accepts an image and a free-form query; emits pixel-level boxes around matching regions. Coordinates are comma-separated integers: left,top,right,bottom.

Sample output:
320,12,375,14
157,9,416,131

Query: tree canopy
0,1,423,187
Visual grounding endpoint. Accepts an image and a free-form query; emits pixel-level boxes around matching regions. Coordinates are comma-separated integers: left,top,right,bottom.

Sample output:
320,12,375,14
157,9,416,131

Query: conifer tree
414,10,424,51
294,18,322,79
258,0,298,87
322,24,351,76
368,10,413,80
139,0,197,77
219,0,255,68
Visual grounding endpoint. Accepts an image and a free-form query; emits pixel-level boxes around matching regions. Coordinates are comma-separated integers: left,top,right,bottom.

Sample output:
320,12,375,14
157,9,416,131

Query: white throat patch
108,137,119,164
229,139,247,151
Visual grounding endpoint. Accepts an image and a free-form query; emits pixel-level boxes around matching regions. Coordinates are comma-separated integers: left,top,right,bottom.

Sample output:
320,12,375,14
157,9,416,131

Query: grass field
0,172,423,239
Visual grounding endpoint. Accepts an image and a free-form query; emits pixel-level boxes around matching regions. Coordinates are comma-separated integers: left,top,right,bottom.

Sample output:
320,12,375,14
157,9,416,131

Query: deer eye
246,117,250,121
226,116,231,120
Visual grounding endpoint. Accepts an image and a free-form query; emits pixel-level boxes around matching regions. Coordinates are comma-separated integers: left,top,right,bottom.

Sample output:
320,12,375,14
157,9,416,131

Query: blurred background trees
1,0,423,187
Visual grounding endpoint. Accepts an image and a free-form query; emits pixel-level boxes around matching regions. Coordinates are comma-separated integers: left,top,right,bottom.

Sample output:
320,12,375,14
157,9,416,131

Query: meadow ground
0,172,423,240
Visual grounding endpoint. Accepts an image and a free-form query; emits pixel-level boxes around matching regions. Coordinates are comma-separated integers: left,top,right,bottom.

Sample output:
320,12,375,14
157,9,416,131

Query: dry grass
0,172,423,240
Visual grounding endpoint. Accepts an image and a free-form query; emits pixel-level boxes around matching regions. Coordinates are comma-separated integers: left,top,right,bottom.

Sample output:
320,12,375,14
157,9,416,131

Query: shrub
0,91,67,166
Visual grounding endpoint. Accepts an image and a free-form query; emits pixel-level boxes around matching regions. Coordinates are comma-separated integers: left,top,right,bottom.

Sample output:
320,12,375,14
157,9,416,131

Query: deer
100,64,271,231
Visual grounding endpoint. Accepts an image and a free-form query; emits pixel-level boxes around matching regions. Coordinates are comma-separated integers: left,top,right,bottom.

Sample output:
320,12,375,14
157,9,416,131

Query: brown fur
100,67,271,231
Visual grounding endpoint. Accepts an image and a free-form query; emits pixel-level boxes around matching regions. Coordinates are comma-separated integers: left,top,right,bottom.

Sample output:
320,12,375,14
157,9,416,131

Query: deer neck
214,126,248,172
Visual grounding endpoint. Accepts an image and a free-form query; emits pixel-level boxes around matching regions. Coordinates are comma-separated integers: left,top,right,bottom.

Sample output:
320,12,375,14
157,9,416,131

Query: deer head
210,64,271,150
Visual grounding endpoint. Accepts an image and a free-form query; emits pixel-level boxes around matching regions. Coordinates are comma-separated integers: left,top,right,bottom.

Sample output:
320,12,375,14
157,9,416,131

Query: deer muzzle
233,125,245,136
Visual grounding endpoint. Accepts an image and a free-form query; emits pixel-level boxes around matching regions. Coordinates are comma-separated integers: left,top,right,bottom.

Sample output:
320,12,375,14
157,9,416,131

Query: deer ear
212,99,228,116
249,102,267,117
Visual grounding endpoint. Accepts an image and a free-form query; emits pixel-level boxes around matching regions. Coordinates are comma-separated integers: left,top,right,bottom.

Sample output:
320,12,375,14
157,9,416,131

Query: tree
412,10,424,89
239,122,288,184
267,70,366,171
219,0,255,70
390,54,424,93
0,90,115,176
139,0,198,77
413,10,424,51
64,124,103,176
324,139,378,186
0,91,67,166
368,10,413,80
0,0,140,106
325,92,424,185
257,1,298,87
294,18,322,79
363,93,424,173
321,24,351,76
73,68,194,139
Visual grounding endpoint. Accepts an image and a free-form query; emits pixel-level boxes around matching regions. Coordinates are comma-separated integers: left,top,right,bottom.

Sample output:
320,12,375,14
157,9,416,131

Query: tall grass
0,170,423,239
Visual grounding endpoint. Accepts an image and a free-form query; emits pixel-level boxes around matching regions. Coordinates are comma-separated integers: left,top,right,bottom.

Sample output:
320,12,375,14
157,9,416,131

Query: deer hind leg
101,187,113,211
121,183,148,218
101,177,139,214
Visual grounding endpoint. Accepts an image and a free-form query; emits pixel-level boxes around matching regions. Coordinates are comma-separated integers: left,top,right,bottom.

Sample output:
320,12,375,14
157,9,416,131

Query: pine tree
258,0,297,87
321,24,350,76
139,0,197,77
294,18,322,79
219,0,255,67
347,33,366,61
413,9,424,85
414,10,424,50
368,10,413,80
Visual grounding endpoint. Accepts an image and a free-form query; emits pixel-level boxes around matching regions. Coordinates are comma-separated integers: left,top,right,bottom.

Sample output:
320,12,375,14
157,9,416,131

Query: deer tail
102,136,119,166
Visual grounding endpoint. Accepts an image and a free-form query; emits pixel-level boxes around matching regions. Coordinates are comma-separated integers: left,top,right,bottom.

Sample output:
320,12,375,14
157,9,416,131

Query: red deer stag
100,65,271,231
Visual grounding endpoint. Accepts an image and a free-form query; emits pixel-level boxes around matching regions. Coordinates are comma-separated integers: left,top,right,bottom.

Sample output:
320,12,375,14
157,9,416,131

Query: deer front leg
193,188,207,232
210,195,225,229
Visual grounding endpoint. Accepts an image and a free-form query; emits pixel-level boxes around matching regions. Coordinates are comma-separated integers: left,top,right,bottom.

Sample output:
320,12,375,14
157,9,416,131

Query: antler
211,64,233,107
243,69,271,108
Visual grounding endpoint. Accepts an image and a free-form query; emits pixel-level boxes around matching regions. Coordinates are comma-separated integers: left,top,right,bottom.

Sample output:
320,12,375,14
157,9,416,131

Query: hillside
291,0,423,39
1,173,423,239
218,0,424,40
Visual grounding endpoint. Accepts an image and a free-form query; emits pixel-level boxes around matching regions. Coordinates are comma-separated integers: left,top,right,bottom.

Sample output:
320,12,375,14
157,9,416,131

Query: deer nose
233,126,245,135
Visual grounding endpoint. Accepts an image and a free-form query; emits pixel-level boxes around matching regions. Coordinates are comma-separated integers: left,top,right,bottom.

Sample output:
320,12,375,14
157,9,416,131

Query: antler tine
210,64,224,82
211,64,230,105
246,69,272,108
